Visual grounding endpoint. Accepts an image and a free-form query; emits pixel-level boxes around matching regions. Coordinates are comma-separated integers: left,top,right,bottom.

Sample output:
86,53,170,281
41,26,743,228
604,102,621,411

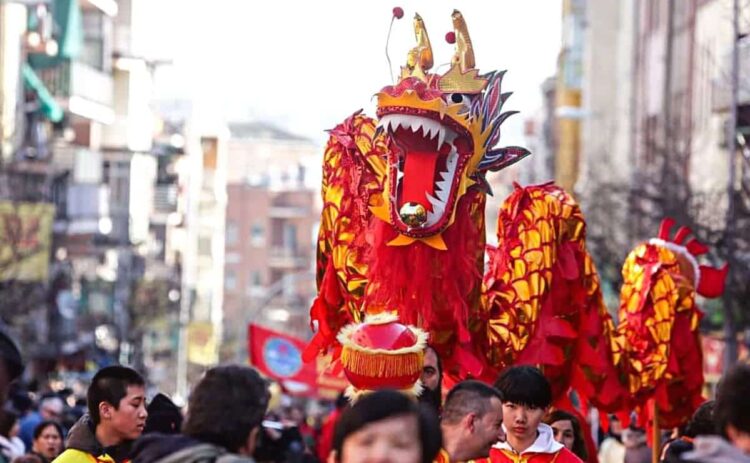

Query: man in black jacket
131,365,270,463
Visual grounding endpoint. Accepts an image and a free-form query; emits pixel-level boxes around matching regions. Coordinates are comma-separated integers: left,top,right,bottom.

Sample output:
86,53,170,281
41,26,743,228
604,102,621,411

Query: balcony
268,247,308,269
55,183,111,235
153,184,178,213
101,64,154,151
35,60,114,123
268,205,309,218
712,39,750,112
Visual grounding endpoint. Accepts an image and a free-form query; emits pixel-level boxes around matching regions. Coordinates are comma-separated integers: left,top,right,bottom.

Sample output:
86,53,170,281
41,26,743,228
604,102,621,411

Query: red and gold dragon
302,10,727,426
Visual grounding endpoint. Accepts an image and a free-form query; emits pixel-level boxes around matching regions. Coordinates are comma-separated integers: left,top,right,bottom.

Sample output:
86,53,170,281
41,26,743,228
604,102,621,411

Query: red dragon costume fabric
302,9,727,425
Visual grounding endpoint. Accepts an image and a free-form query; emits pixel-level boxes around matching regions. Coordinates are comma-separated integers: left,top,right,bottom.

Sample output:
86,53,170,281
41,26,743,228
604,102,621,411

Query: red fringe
362,189,486,374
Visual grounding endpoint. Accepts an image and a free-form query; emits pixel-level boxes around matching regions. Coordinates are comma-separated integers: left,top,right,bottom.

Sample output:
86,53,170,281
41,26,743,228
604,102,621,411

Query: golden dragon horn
451,10,475,71
406,13,433,73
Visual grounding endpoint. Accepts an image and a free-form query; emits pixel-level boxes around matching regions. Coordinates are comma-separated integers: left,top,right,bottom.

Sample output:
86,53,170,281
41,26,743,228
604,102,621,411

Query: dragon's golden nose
399,202,427,228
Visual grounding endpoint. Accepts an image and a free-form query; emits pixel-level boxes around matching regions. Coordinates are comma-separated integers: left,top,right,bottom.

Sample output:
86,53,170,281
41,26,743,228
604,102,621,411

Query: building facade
222,122,319,362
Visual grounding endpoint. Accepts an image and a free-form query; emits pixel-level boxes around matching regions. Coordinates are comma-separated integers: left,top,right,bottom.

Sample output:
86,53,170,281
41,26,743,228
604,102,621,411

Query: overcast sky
142,0,562,146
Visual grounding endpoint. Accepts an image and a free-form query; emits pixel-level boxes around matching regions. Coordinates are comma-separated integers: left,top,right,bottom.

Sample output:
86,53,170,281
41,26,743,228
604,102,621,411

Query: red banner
248,324,347,399
701,334,750,380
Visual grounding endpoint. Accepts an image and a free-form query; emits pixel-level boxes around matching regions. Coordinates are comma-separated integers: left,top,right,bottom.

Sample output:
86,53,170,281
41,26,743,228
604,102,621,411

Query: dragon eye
445,93,473,112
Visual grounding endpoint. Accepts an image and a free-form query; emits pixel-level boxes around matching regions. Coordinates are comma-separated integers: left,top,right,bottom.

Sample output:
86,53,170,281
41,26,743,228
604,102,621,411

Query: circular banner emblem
263,337,303,378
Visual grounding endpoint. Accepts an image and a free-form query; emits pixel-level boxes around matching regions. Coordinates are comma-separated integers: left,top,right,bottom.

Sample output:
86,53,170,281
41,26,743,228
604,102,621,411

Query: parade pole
652,401,660,463
722,0,740,370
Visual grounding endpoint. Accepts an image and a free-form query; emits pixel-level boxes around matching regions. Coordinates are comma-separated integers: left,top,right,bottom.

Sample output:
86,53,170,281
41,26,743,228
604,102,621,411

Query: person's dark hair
332,390,441,463
425,345,442,379
418,386,442,415
143,393,183,435
418,346,444,414
10,391,33,415
13,456,42,463
544,410,588,461
87,365,145,425
0,409,17,437
606,414,622,440
183,365,270,453
684,400,716,438
334,391,349,410
33,420,64,440
714,364,750,437
661,402,718,463
0,325,23,382
494,365,552,409
441,380,502,425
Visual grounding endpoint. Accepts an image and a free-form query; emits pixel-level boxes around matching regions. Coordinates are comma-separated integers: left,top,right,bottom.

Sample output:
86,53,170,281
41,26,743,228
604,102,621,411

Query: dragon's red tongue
400,150,438,210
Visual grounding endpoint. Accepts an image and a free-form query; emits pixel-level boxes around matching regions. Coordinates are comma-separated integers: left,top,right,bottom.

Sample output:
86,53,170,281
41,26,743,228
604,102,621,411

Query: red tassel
697,264,729,298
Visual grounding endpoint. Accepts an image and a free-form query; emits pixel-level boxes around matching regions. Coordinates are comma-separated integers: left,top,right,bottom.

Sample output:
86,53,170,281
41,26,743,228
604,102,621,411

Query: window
246,271,265,297
250,222,265,247
198,236,211,256
81,10,107,70
282,223,297,251
226,221,238,245
225,270,236,290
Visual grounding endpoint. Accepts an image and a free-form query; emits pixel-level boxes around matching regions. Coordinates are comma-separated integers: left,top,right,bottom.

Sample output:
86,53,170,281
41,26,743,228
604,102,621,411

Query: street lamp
238,271,314,364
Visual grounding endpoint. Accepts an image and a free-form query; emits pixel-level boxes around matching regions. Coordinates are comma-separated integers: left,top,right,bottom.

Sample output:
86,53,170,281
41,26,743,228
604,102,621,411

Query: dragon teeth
410,119,421,133
437,127,445,148
426,193,445,210
379,114,449,142
446,151,458,170
435,180,450,199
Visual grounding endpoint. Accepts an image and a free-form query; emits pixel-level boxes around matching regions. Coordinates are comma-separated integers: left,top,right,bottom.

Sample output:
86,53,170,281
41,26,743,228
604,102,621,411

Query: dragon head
371,10,529,249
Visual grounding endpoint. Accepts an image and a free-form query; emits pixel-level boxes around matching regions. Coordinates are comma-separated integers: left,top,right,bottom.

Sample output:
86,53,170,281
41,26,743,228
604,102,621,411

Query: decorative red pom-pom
445,31,456,44
351,321,418,351
393,7,404,19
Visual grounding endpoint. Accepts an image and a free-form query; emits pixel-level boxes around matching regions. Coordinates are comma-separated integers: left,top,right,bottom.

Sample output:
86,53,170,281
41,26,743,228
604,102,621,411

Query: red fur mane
363,189,486,372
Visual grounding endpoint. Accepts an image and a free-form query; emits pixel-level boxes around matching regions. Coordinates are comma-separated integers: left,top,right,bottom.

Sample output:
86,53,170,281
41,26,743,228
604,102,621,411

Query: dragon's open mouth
377,110,473,237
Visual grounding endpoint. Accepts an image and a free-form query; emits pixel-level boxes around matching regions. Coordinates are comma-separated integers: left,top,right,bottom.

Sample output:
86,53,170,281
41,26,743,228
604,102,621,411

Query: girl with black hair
490,366,582,463
544,410,588,461
29,420,64,463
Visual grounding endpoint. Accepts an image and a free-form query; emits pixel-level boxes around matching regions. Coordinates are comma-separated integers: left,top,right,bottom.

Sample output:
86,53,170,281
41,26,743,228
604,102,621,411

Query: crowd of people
0,325,748,463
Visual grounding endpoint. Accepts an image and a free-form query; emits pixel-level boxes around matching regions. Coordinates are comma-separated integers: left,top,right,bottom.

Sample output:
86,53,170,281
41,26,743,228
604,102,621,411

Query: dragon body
304,10,727,425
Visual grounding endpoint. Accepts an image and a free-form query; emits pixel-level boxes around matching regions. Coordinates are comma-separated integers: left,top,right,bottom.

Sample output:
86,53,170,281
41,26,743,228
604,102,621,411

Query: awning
22,64,63,123
28,0,83,69
53,0,83,60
